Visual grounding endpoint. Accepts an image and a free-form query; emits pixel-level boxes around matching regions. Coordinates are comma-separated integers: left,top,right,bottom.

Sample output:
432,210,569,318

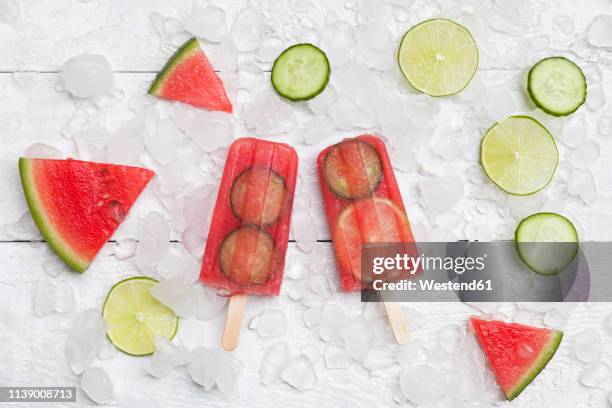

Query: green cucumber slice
271,43,331,101
527,57,587,117
515,212,579,275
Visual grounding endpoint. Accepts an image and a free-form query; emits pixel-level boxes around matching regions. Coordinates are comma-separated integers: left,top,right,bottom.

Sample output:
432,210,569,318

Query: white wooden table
1,0,612,407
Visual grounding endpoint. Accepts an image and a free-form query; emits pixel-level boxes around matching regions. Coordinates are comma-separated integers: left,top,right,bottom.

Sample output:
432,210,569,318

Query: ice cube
324,345,351,369
587,15,612,48
308,85,337,115
292,211,318,253
98,340,118,360
81,367,114,404
419,176,464,214
399,365,446,404
184,5,227,43
309,275,332,298
231,8,267,52
255,309,287,338
242,91,297,136
301,344,322,364
573,328,602,363
157,246,200,282
59,54,114,99
363,346,396,372
75,123,110,162
259,341,290,385
553,15,574,34
303,306,322,328
319,303,352,342
42,256,67,278
580,363,609,387
559,114,587,148
25,143,62,159
33,275,55,317
170,104,234,152
188,347,242,393
281,355,316,390
320,22,354,67
328,96,374,130
148,336,189,378
180,319,205,350
303,116,335,145
598,115,612,137
111,239,137,260
256,37,285,63
3,212,41,240
0,0,20,25
568,171,597,204
135,211,171,271
150,279,198,318
53,280,75,313
355,22,392,52
145,119,182,164
587,84,606,111
106,117,146,164
568,140,600,169
66,309,107,375
485,88,520,121
438,324,466,353
238,62,264,93
543,309,567,328
342,323,374,361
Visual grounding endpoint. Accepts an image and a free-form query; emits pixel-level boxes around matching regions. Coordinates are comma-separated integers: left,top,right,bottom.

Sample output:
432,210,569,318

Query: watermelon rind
505,330,563,400
19,158,90,272
148,37,200,96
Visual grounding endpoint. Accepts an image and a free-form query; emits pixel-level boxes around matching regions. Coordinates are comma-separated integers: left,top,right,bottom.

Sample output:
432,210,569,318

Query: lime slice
102,277,178,356
397,18,479,96
480,116,558,195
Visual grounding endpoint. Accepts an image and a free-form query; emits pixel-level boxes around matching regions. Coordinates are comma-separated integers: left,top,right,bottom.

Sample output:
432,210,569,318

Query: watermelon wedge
470,316,563,401
19,158,155,272
148,37,232,113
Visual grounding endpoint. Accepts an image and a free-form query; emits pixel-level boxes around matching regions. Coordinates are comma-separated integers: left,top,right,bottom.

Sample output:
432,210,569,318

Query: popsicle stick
221,294,247,351
382,301,410,344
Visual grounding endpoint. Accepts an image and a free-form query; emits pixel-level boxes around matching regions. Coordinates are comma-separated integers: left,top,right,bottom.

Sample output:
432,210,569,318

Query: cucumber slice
323,139,382,199
230,167,289,225
271,43,331,101
527,57,587,117
515,212,579,275
219,227,275,286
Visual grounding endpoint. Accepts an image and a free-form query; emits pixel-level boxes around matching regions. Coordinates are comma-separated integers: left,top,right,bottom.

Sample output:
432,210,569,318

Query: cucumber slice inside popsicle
271,43,331,101
323,139,382,199
219,227,275,286
527,57,587,117
515,212,579,275
230,167,289,225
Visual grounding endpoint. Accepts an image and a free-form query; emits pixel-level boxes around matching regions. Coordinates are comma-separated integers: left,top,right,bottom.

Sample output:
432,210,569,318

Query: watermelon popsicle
317,134,416,343
200,138,298,350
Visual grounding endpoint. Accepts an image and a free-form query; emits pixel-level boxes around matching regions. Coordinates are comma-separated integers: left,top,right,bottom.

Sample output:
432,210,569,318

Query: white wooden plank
0,0,610,71
0,69,611,243
0,241,610,407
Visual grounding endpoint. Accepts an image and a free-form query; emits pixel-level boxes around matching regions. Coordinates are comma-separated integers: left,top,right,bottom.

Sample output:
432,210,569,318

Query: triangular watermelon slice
148,37,232,113
19,158,155,272
470,316,563,401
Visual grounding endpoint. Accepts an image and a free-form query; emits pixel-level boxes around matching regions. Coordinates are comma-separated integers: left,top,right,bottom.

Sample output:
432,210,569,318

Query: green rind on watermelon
148,38,200,96
148,37,233,113
19,158,89,272
505,330,563,400
470,316,563,401
18,158,155,273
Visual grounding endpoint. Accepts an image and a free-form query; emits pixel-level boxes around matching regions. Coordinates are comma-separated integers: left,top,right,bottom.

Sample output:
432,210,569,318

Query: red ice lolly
317,134,416,343
200,138,297,350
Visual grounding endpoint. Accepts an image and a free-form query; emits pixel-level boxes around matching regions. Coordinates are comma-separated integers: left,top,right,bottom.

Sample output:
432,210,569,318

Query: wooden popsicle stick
221,294,247,351
382,301,410,345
